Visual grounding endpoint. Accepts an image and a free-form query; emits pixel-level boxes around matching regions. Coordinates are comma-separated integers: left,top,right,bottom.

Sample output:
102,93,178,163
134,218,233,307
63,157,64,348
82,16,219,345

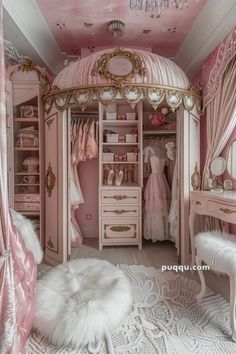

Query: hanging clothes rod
143,130,176,136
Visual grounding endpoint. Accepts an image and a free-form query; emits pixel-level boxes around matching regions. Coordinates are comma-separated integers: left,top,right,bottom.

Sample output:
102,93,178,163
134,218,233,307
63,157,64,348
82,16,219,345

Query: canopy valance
43,48,201,113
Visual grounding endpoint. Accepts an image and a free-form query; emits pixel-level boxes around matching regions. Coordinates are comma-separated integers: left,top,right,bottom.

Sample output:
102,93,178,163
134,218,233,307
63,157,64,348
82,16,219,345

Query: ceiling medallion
107,20,125,38
129,0,189,15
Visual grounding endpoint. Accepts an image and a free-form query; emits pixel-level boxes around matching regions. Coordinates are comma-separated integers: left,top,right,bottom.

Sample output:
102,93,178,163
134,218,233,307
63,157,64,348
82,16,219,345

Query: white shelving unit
6,69,45,246
98,99,143,250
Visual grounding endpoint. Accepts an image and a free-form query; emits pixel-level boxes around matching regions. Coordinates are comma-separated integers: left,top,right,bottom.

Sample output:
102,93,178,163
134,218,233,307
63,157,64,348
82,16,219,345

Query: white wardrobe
44,98,200,266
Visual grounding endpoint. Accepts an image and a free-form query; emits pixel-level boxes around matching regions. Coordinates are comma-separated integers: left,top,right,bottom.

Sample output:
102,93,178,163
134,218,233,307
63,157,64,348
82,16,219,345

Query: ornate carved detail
45,163,56,197
47,237,55,250
104,224,136,239
44,84,201,114
191,163,201,191
104,194,137,200
92,48,146,83
46,117,54,130
19,59,37,72
104,209,136,214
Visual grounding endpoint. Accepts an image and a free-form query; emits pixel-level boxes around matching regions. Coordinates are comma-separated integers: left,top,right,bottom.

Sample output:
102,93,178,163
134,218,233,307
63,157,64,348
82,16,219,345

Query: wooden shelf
103,143,139,146
14,118,38,122
14,147,39,151
16,211,40,216
143,129,176,136
15,172,39,175
102,162,139,164
101,183,139,188
102,120,138,126
15,183,39,186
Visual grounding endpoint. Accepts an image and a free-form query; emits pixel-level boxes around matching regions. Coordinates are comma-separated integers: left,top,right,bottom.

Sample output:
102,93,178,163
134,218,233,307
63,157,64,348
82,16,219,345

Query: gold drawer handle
195,201,201,205
104,195,137,201
219,208,236,214
104,209,136,215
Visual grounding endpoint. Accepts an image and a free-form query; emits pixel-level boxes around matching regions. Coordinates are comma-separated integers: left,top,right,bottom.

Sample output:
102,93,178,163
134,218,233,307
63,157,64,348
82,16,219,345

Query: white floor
72,238,230,301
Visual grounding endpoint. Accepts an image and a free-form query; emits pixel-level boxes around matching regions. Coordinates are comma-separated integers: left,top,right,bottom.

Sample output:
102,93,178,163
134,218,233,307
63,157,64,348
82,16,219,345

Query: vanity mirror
210,156,226,176
209,156,226,191
227,139,236,179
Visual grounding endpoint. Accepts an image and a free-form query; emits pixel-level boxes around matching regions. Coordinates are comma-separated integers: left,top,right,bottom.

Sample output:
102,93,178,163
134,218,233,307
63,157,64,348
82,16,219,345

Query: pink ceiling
36,0,207,57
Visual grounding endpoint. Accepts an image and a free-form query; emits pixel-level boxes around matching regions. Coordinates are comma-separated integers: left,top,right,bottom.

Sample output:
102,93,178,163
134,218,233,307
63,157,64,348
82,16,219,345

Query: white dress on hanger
143,147,171,242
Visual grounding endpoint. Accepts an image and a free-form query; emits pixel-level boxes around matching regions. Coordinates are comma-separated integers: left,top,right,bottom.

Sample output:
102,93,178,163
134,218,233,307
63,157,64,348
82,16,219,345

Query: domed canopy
44,48,201,114
53,48,189,90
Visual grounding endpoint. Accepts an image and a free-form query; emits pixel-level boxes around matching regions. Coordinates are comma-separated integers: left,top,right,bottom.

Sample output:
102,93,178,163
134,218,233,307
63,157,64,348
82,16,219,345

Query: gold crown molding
44,83,202,114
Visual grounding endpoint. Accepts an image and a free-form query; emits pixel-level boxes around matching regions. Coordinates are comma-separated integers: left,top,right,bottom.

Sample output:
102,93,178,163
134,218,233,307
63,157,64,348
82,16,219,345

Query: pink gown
144,155,171,242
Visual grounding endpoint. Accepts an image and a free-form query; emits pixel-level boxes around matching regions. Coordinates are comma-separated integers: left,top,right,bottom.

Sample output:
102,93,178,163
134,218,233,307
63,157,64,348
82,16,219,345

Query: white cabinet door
178,106,200,264
44,107,69,265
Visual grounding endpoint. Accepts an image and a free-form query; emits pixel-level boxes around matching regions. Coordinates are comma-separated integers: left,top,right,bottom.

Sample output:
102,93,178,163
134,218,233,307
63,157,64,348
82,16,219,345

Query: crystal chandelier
129,0,189,15
107,20,125,38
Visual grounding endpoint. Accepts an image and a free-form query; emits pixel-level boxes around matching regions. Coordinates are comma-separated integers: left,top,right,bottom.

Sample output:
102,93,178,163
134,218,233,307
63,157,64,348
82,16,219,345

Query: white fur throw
10,209,43,264
33,258,133,348
195,230,236,274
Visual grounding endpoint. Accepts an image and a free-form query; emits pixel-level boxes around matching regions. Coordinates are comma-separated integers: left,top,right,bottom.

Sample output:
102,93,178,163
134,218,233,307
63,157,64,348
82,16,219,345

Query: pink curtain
0,2,37,353
202,56,236,189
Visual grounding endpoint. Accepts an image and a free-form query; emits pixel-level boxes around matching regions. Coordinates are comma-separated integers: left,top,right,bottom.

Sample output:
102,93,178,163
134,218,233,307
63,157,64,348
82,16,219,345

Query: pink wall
76,158,99,238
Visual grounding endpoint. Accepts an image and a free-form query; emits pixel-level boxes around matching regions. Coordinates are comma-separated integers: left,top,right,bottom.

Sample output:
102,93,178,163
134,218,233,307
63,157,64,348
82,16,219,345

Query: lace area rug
25,264,236,354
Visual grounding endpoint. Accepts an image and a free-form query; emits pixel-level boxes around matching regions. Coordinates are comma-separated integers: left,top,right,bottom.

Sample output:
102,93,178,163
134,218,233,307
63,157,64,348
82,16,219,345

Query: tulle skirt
143,173,170,242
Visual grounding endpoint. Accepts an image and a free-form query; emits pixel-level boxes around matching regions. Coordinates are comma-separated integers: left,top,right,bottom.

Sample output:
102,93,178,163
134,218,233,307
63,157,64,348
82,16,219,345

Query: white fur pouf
34,258,133,348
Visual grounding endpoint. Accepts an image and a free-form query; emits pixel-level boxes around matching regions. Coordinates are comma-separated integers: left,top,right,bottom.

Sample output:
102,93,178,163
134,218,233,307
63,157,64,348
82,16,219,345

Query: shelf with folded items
14,118,39,122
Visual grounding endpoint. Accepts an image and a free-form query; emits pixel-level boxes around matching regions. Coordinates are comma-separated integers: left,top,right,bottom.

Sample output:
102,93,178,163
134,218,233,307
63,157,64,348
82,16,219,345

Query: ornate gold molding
46,117,54,130
44,83,201,115
19,59,37,73
219,208,236,214
92,48,146,83
45,163,56,197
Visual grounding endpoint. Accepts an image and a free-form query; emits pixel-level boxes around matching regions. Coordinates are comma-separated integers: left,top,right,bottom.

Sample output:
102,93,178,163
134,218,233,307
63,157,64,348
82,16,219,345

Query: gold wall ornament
92,48,146,83
19,59,37,72
191,163,201,191
47,237,55,250
219,208,236,214
46,117,54,130
45,163,56,197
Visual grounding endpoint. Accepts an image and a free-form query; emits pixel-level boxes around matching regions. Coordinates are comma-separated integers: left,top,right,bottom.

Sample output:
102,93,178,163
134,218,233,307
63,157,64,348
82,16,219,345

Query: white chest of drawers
99,187,142,250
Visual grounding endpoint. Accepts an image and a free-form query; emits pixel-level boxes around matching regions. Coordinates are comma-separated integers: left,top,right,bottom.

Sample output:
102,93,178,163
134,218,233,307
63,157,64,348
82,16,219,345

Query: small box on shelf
102,153,114,162
106,112,117,120
125,134,137,143
126,112,136,120
127,152,138,162
106,133,119,143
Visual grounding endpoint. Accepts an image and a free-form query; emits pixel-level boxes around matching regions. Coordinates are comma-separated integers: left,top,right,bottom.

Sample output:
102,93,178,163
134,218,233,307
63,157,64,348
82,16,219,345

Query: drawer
101,205,139,217
15,193,40,202
101,218,139,244
190,197,207,214
14,202,40,211
101,189,139,204
208,200,236,223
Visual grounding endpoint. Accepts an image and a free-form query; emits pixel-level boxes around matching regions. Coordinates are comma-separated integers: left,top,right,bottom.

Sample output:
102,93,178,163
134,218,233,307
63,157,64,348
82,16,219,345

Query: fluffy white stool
34,258,132,348
195,231,236,341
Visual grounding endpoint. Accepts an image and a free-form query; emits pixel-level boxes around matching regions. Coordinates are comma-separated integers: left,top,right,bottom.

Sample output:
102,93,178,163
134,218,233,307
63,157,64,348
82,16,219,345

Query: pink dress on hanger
144,151,171,242
86,120,98,159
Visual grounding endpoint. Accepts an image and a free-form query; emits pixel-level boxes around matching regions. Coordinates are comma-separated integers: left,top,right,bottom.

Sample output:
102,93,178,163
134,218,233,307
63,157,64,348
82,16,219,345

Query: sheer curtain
0,2,37,352
202,57,236,189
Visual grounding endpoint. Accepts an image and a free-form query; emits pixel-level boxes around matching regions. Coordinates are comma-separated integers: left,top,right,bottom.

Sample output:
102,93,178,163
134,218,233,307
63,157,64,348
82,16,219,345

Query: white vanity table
189,190,236,265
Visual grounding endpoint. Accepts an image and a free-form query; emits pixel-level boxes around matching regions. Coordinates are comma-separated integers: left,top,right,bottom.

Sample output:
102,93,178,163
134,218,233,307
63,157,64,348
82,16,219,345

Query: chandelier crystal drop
129,0,189,15
107,20,125,38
